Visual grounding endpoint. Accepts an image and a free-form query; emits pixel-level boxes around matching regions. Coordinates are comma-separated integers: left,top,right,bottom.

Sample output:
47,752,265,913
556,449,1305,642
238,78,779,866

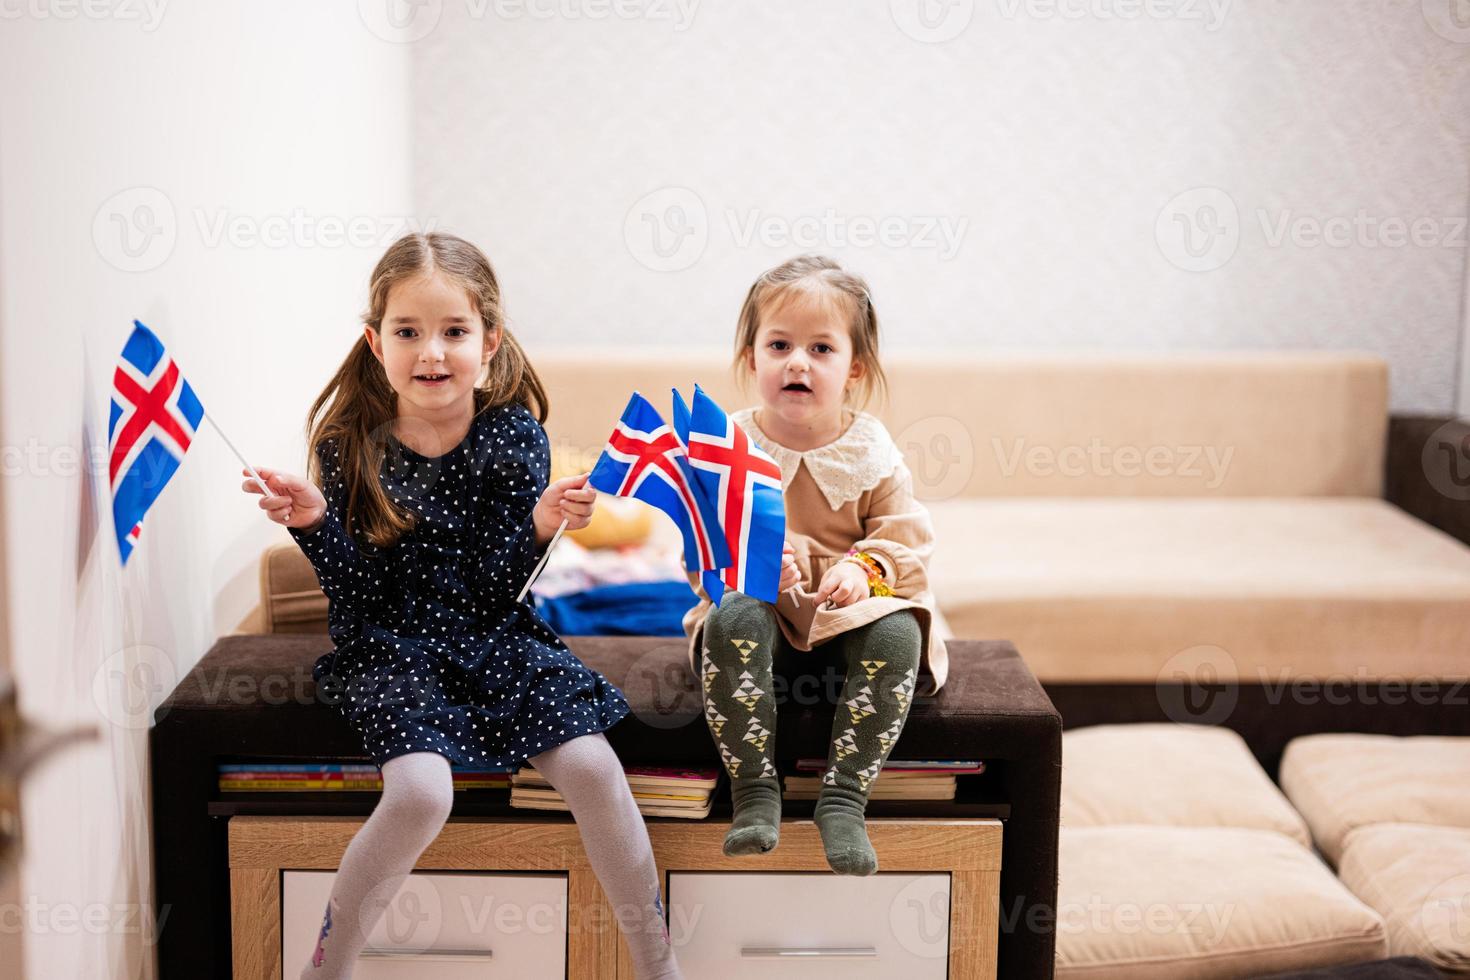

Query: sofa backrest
532,349,1389,499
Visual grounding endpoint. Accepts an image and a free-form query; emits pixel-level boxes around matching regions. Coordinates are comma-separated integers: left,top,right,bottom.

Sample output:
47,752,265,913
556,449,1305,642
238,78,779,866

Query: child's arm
848,460,936,599
276,441,385,623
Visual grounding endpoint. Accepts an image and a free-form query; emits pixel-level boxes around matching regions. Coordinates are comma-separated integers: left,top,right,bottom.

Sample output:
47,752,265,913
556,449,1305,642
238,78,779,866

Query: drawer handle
359,947,493,961
740,946,878,958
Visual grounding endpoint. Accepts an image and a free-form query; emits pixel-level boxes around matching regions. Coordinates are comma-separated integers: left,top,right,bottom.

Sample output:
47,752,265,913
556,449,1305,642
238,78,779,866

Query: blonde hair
732,254,888,413
304,232,549,549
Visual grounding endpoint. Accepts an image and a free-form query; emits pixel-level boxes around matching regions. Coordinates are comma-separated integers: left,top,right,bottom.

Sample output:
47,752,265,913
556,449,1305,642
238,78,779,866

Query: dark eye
448,327,469,337
394,328,414,338
814,344,834,354
768,340,789,351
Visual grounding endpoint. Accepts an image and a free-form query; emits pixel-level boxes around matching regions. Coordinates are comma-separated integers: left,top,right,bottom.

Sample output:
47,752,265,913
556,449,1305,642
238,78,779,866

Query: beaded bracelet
841,548,894,598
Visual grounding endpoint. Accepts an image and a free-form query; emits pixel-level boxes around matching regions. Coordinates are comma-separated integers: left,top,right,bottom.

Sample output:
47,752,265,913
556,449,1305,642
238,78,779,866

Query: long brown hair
731,254,889,413
304,232,549,549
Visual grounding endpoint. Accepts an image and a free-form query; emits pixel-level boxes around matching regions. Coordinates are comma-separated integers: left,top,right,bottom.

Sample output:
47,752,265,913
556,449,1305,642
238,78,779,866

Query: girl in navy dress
243,232,682,980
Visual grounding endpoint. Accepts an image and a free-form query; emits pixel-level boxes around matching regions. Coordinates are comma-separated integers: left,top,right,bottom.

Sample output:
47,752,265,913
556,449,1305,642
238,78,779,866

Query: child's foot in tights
301,751,454,979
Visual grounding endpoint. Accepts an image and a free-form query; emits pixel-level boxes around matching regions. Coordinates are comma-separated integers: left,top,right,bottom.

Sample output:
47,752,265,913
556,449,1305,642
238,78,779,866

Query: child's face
745,290,862,427
366,271,498,418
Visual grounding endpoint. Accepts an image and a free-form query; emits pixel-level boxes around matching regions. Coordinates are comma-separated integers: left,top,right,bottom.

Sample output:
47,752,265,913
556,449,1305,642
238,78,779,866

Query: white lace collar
733,407,904,511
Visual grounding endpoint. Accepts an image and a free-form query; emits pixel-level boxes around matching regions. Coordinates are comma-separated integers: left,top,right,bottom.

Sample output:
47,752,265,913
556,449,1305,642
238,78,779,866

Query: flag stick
516,517,568,604
204,411,271,497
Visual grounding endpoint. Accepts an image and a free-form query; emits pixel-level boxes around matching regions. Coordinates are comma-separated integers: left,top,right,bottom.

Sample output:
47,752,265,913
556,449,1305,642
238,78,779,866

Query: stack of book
217,762,511,792
783,759,985,801
511,765,719,819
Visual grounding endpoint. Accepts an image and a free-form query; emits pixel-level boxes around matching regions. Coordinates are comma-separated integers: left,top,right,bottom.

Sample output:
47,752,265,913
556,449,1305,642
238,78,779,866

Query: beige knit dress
681,407,949,696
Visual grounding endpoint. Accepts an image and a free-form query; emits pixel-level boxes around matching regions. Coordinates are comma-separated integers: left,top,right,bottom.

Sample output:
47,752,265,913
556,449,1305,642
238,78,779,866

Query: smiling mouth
414,373,450,382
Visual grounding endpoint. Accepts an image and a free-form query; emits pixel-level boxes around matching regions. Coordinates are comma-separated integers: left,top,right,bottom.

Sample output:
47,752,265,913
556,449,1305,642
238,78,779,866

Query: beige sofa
528,349,1470,681
264,350,1470,714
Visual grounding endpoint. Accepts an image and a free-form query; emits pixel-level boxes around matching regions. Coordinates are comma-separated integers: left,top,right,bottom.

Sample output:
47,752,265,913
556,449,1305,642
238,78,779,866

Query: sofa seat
1057,825,1387,979
1279,734,1470,865
1060,723,1310,846
926,497,1470,683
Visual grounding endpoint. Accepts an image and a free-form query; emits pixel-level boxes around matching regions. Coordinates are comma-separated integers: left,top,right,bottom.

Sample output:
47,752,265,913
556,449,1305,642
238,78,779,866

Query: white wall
0,5,412,976
413,0,1470,415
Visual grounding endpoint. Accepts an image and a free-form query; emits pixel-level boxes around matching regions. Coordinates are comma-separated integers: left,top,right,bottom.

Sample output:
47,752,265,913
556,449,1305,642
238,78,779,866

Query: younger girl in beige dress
682,254,949,875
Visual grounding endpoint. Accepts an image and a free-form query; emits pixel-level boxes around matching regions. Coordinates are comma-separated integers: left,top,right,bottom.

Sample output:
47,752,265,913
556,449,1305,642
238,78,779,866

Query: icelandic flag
108,320,206,565
587,392,732,603
673,385,786,604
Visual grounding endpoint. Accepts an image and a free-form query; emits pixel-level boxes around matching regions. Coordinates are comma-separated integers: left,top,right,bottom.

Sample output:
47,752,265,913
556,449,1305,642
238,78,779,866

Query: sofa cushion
926,497,1470,683
1060,723,1310,846
1338,824,1470,977
1057,826,1387,979
1280,734,1470,864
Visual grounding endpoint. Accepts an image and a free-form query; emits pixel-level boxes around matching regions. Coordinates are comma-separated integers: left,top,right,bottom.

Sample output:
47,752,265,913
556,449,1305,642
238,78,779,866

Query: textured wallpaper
410,0,1470,413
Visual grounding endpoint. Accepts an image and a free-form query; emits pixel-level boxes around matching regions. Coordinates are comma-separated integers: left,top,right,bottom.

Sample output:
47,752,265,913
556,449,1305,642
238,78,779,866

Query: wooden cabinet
229,816,1001,979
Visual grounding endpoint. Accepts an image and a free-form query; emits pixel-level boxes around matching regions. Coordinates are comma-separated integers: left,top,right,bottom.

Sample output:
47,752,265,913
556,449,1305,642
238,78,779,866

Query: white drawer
282,870,567,978
667,872,950,978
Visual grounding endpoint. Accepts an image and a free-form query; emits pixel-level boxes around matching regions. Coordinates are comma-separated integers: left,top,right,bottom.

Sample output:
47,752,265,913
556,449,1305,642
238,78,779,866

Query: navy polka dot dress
288,401,629,768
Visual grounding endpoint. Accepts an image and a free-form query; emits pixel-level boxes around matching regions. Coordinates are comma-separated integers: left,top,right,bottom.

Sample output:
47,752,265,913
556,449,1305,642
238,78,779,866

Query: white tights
300,735,681,979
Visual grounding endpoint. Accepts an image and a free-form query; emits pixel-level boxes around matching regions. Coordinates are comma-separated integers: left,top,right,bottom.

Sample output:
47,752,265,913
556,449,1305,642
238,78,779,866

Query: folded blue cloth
534,580,694,636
